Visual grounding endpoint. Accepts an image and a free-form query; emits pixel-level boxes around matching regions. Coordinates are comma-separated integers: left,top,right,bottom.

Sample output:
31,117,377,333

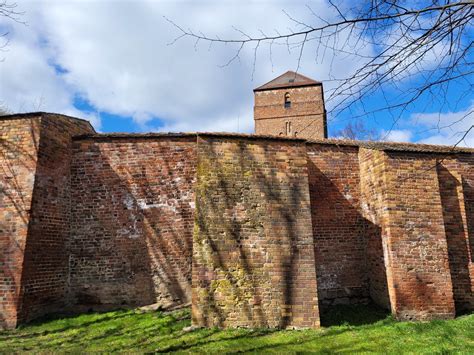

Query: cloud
2,0,468,148
0,7,101,127
377,103,474,147
412,103,474,147
0,0,371,133
381,129,413,143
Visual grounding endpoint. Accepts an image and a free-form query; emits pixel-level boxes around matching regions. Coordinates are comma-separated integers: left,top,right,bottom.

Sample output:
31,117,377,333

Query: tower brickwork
254,71,327,140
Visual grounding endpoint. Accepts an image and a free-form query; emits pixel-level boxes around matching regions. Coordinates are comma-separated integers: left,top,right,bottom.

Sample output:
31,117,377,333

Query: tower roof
254,71,321,92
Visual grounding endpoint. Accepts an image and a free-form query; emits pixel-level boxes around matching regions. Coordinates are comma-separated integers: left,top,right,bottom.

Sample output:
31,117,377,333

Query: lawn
1,305,473,353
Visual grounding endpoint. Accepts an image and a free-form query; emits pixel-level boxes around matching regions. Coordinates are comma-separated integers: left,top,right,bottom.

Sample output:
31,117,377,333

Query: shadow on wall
462,177,474,263
306,159,390,311
438,164,473,314
0,118,40,328
193,138,317,328
69,138,196,311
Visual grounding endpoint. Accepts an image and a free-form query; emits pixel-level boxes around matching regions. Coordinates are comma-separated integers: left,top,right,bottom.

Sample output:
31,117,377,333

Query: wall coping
0,112,96,132
3,112,472,154
75,133,473,154
307,138,474,154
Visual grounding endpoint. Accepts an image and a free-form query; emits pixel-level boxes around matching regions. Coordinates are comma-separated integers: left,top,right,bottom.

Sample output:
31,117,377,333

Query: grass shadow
320,303,390,327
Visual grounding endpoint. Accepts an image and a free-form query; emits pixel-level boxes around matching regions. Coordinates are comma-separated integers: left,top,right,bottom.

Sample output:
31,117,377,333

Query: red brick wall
306,143,370,306
192,136,319,328
19,115,94,323
459,154,474,312
382,152,455,320
359,148,391,309
438,156,473,313
69,136,196,310
0,116,41,328
2,113,473,328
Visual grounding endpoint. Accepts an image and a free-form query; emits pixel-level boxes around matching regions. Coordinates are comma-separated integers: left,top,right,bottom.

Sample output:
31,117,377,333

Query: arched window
284,92,291,108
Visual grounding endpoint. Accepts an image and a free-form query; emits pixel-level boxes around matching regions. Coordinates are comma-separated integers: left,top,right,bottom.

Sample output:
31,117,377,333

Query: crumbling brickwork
69,135,196,310
192,136,320,328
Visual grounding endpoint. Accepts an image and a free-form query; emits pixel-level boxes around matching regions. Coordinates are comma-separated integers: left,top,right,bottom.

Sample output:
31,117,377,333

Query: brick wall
192,136,319,328
458,154,474,312
0,116,41,328
359,148,391,310
69,136,196,310
307,143,370,306
254,86,326,140
382,152,455,320
2,113,473,328
438,156,473,313
18,115,94,323
459,154,474,312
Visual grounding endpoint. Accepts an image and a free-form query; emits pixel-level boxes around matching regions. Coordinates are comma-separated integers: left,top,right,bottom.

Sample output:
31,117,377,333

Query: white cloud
0,0,371,133
412,103,474,147
2,0,468,148
377,103,474,148
381,129,413,143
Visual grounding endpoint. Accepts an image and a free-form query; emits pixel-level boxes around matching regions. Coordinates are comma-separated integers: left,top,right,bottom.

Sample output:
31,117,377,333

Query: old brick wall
459,154,474,312
0,115,41,328
2,112,473,329
18,115,94,323
437,156,473,314
69,135,196,310
381,152,455,320
359,148,391,310
192,136,319,328
306,143,371,306
254,86,326,140
458,154,474,312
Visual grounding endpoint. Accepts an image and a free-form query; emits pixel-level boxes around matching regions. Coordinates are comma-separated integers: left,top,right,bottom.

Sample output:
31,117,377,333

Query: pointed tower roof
254,71,321,92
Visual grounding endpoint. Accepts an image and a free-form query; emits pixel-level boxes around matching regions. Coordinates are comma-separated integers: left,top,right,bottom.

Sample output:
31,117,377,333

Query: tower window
284,93,291,108
285,121,292,135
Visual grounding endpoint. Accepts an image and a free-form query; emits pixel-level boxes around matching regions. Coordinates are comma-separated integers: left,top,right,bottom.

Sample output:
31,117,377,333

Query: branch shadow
306,145,390,312
193,137,317,328
69,137,196,312
438,164,473,314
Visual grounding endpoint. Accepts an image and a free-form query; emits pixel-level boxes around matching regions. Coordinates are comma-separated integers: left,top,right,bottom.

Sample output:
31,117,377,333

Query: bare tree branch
167,0,474,146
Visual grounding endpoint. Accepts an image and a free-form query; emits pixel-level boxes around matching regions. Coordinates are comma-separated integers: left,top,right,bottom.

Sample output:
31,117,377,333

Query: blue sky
0,0,472,146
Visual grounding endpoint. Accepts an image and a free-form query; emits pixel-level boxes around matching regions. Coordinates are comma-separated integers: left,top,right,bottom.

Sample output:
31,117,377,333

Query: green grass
0,305,473,353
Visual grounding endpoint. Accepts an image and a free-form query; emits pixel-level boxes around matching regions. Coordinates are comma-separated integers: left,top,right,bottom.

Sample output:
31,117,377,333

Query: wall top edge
3,112,471,154
0,112,95,132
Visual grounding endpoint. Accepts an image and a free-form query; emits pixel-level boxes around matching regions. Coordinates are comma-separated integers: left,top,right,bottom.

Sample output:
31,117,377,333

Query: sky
0,0,472,147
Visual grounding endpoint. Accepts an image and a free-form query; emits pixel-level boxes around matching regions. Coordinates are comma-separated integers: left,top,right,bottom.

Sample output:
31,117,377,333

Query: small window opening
284,92,291,108
285,121,292,136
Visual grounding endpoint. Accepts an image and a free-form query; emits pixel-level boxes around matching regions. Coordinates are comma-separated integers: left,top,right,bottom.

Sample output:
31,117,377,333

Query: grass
0,305,473,353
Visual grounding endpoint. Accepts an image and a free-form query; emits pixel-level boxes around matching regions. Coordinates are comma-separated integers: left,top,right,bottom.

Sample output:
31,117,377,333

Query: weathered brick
1,111,473,330
69,136,196,310
192,136,320,328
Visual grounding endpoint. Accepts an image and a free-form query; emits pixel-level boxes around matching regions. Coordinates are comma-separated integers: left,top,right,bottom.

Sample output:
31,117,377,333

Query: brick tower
254,71,327,139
